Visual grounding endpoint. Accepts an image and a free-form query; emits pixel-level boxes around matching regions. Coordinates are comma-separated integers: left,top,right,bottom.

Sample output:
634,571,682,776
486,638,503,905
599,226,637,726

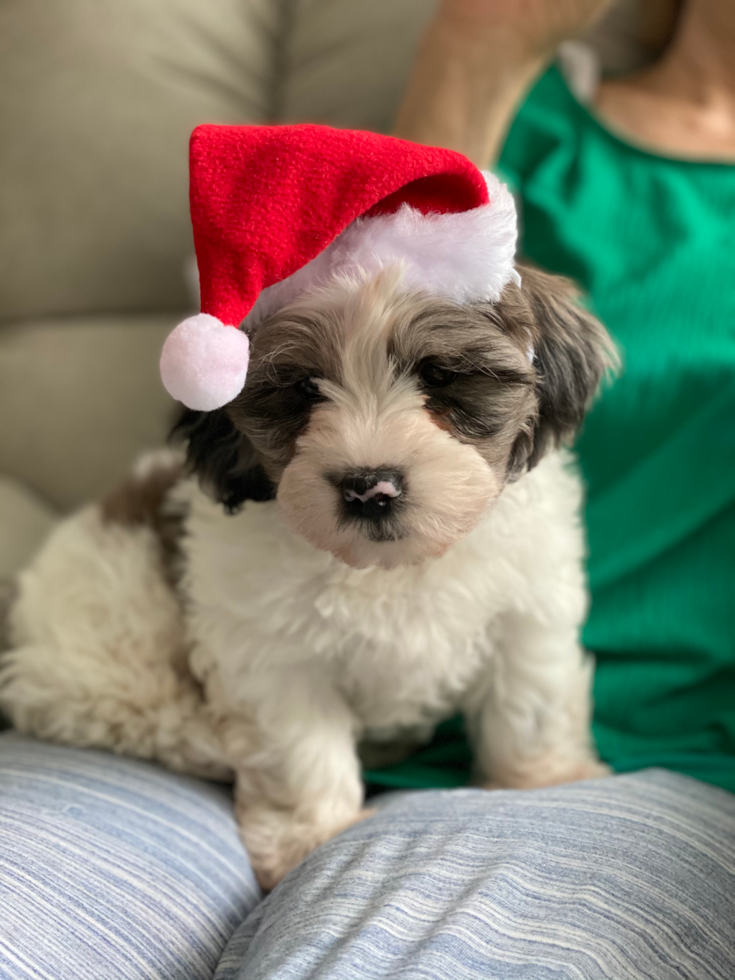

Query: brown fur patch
387,290,538,476
233,303,343,470
503,265,618,470
101,458,186,586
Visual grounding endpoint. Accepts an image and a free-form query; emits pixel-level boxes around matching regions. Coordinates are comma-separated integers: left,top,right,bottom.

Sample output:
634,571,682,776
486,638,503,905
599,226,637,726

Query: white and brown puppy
0,263,614,889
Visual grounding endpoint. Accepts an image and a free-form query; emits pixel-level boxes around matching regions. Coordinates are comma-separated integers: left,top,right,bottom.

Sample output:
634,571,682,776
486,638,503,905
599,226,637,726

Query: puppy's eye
419,360,457,388
294,377,322,401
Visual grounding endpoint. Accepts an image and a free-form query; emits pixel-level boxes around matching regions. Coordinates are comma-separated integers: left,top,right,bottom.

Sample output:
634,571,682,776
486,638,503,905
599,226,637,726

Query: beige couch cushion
280,0,437,133
0,0,278,321
0,315,180,510
0,478,58,578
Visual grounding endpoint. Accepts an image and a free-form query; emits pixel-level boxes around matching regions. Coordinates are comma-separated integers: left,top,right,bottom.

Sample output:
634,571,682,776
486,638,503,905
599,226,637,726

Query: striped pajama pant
1,732,733,980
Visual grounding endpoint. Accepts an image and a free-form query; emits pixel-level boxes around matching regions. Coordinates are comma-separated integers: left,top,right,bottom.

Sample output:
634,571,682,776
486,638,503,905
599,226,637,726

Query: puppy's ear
170,409,275,512
517,265,617,470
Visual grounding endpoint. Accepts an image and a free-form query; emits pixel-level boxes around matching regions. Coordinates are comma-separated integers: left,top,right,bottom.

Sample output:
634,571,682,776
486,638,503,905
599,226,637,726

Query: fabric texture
0,733,260,980
0,314,179,511
2,736,733,979
216,770,735,980
497,65,735,794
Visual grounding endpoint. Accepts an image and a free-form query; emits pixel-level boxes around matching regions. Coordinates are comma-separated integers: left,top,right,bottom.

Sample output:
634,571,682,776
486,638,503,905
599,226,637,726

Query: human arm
393,0,614,167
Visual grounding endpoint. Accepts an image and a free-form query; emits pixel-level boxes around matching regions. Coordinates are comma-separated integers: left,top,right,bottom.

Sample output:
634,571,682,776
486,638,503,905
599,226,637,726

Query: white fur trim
246,172,519,328
160,314,250,411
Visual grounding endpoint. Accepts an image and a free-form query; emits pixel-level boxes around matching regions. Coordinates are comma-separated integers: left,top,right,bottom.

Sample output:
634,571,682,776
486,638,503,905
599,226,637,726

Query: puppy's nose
339,470,403,521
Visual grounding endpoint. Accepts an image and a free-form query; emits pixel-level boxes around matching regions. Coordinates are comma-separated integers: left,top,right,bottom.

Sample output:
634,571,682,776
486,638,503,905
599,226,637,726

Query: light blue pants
1,732,733,980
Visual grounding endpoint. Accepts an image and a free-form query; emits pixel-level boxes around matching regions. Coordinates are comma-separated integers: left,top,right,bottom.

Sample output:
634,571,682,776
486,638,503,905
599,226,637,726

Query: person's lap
0,732,260,980
1,732,733,980
218,769,735,980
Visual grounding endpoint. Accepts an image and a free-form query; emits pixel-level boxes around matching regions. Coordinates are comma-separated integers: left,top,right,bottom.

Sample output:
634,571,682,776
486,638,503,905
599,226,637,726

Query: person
1,3,734,978
379,0,735,799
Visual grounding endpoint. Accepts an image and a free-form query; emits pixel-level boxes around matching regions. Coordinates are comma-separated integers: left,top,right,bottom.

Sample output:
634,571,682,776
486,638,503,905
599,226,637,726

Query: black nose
338,469,404,522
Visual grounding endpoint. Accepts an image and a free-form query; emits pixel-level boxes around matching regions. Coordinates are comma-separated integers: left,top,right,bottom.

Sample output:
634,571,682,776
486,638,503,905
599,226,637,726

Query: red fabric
189,124,489,327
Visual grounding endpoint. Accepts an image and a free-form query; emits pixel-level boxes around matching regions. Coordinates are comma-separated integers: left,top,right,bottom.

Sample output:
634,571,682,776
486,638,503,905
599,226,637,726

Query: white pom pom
160,314,250,411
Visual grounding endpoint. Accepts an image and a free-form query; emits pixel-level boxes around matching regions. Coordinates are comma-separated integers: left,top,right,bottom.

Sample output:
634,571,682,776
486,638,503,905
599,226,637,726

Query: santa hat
160,124,519,412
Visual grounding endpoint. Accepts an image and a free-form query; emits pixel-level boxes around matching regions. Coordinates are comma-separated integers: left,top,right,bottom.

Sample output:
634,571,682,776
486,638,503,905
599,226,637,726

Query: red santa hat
160,124,519,411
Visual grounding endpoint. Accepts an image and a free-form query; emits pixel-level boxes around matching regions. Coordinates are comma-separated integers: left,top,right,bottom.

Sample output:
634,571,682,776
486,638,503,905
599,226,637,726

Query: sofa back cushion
279,0,435,132
0,0,278,322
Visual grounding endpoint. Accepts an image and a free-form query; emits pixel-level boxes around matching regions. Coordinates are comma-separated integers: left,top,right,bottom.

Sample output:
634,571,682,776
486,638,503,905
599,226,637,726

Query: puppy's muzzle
337,470,404,523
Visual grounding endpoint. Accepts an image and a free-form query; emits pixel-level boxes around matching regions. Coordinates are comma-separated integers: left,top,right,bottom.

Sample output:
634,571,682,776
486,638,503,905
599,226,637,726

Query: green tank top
365,65,735,795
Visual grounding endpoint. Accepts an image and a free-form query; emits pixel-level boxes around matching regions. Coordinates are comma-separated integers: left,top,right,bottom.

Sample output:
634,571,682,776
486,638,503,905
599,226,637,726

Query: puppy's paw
485,753,611,791
564,758,612,781
237,804,375,891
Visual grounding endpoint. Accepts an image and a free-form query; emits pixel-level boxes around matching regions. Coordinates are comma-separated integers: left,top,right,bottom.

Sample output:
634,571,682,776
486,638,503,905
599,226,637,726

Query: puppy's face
178,265,614,569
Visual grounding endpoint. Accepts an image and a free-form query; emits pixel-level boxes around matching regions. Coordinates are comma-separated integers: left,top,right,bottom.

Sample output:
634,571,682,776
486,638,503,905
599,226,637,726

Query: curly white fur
0,269,611,890
1,449,606,888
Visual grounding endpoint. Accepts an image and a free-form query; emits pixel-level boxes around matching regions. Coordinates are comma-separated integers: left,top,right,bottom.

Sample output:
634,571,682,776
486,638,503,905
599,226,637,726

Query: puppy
0,263,614,889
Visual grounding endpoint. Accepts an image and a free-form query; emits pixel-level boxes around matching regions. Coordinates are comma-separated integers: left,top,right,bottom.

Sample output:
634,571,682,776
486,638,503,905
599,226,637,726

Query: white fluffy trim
246,172,520,328
160,314,250,411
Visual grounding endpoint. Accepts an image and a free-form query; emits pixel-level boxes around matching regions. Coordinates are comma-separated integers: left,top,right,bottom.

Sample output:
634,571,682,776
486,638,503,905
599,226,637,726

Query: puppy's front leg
230,666,366,890
469,613,610,790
